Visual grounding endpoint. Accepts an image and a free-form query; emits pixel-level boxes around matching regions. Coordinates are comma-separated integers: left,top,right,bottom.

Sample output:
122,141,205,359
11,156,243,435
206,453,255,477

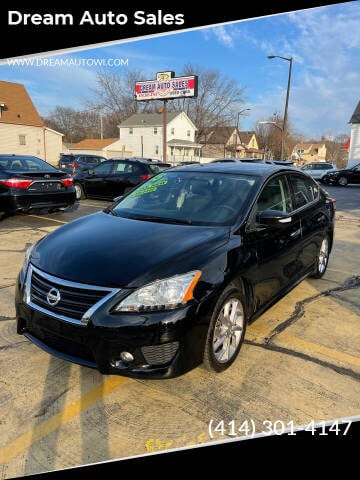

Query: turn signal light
61,178,74,187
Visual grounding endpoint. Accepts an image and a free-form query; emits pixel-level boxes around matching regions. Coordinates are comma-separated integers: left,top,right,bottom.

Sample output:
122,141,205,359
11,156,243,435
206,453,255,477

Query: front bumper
322,176,338,185
15,272,212,379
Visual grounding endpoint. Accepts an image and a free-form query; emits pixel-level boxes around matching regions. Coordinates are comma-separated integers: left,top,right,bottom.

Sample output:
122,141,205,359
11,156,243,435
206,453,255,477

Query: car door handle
290,228,301,238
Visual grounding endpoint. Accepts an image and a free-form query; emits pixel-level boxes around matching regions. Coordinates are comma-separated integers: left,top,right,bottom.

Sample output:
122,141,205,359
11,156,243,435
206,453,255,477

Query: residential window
19,135,26,145
153,127,158,134
187,130,191,137
129,128,133,134
170,147,174,155
155,145,159,155
171,128,175,135
185,149,189,157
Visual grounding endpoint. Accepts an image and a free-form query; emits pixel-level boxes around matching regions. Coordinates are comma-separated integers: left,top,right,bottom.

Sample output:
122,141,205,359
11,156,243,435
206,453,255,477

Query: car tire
203,286,247,372
338,176,348,186
310,235,330,279
74,183,85,200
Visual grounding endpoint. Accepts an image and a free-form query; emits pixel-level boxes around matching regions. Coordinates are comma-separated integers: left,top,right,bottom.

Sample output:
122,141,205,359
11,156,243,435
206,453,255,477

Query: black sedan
73,158,172,200
322,162,360,186
0,154,76,219
15,163,335,378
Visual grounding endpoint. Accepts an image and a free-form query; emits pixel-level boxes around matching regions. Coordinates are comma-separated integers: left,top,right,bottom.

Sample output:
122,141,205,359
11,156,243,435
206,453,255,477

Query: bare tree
167,63,246,136
255,113,303,159
325,136,349,168
84,65,246,138
44,107,101,143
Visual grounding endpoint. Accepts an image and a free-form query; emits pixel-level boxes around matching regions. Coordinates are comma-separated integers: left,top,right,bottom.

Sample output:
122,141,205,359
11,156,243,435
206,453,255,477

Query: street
0,183,359,479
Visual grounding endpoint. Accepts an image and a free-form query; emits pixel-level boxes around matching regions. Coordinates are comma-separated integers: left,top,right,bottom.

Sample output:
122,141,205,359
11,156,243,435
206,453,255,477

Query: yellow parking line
0,376,127,464
28,214,67,224
82,203,107,207
249,324,360,368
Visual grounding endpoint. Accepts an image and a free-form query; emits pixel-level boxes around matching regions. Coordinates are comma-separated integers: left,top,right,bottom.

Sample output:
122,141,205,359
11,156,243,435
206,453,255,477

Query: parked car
58,153,107,175
0,154,76,219
210,158,294,166
16,162,335,378
322,162,360,186
73,158,171,200
299,162,336,182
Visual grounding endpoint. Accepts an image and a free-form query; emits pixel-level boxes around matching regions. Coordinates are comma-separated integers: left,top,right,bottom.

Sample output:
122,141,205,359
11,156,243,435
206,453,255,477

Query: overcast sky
1,1,359,139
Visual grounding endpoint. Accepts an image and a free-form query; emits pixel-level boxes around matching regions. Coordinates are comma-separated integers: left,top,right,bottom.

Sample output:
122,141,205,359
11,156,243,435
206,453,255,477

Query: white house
0,80,63,165
118,111,202,162
68,138,132,158
348,100,360,167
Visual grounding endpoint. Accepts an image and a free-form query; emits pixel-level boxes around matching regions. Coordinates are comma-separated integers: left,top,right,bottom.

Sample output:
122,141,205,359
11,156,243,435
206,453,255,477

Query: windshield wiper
130,214,192,225
103,207,118,216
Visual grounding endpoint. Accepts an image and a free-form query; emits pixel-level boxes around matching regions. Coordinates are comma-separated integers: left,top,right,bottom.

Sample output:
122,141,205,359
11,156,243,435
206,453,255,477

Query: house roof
167,138,202,147
294,142,326,154
0,80,44,127
119,112,181,127
199,126,236,144
349,101,360,124
70,138,118,150
238,131,256,145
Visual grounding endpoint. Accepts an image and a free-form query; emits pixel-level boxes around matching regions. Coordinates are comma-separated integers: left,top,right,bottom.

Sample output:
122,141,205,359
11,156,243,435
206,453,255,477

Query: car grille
28,181,65,192
25,265,119,325
141,342,179,366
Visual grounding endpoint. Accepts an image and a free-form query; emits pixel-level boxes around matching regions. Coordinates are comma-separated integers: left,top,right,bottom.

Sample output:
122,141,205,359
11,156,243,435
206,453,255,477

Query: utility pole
99,109,104,140
267,55,293,159
162,100,167,162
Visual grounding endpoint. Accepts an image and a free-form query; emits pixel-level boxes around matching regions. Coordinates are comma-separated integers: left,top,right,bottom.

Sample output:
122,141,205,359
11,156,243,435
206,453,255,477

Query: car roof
170,161,297,177
0,153,43,160
302,161,334,165
60,153,105,157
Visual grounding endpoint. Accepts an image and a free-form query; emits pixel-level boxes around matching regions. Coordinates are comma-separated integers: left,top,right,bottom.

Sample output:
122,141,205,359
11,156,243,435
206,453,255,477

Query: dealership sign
135,72,198,101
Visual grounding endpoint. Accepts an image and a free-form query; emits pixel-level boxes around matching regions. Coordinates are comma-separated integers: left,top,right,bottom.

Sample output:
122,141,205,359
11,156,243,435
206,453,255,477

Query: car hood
31,212,230,287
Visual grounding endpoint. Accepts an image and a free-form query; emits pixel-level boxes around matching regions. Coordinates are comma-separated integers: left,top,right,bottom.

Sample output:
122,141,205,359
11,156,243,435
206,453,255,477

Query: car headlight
114,270,201,312
20,243,36,281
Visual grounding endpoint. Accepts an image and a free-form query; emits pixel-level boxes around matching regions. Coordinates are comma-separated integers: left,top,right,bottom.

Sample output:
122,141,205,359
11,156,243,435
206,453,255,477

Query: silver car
300,162,336,182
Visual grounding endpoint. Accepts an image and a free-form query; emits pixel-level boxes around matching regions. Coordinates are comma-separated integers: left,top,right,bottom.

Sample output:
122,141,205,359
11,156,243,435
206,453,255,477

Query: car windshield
0,156,57,172
112,171,256,226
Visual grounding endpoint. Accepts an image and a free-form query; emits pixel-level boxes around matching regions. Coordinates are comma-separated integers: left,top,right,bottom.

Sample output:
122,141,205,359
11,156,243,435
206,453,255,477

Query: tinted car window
289,174,319,209
113,162,128,172
257,176,292,213
1,156,57,172
93,162,113,174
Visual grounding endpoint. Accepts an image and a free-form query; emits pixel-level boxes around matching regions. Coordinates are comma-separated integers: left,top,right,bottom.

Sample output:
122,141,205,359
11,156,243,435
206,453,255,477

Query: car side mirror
256,210,292,227
88,169,94,175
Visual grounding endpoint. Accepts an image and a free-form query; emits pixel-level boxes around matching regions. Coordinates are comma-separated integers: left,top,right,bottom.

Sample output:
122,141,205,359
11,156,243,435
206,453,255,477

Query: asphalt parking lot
0,185,360,479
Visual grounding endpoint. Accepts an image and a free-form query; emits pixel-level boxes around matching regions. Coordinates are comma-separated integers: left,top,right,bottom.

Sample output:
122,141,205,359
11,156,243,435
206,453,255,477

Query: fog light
120,351,134,363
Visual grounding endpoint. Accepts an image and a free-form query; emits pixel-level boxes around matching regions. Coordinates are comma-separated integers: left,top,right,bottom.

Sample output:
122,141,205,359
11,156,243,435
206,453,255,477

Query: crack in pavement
245,340,360,382
0,284,15,290
34,388,71,418
0,340,28,351
330,293,360,310
0,316,16,321
264,275,360,344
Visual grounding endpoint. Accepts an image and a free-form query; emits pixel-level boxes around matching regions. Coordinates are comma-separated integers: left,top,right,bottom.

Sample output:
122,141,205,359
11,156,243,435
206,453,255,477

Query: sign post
135,71,198,162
